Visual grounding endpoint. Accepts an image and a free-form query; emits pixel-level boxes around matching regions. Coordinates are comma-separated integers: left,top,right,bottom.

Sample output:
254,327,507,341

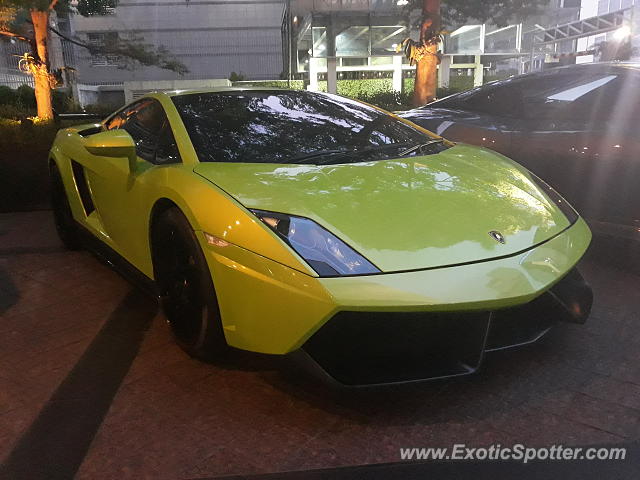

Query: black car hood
401,107,481,135
402,107,478,121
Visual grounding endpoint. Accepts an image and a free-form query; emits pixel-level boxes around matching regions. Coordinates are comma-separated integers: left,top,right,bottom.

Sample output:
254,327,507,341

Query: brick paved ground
0,211,638,479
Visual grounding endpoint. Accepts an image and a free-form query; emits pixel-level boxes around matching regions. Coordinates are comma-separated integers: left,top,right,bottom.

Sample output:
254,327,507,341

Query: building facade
285,0,586,94
65,0,286,105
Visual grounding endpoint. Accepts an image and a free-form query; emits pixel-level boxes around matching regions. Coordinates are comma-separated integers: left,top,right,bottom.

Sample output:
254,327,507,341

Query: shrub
233,80,305,90
338,79,412,111
337,78,393,98
0,103,34,120
230,77,487,111
83,103,119,117
0,86,15,105
229,71,246,82
0,84,78,117
0,118,89,212
15,84,37,109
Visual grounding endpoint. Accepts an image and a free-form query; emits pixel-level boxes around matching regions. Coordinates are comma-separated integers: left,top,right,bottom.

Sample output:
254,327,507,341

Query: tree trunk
30,9,53,120
413,0,441,107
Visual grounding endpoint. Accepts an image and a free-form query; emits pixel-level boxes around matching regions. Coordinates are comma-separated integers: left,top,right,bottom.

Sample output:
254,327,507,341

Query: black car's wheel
50,163,82,250
152,207,228,360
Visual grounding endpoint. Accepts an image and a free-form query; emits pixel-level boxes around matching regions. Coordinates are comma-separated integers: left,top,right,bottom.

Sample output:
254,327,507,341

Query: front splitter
292,268,593,388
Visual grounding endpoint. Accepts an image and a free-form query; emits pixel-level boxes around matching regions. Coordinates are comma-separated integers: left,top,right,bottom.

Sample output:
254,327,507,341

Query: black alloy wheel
50,163,82,250
152,207,228,360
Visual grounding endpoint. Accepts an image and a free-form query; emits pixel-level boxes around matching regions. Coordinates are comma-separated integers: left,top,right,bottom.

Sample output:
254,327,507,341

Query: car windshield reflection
172,90,446,164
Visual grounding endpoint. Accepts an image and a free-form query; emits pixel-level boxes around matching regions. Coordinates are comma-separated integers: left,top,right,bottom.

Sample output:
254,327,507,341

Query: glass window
155,122,181,165
297,24,312,73
341,57,368,66
484,25,519,54
122,100,165,162
518,72,621,120
432,69,625,121
370,25,407,56
104,99,181,164
432,78,524,117
336,26,370,57
445,25,483,55
172,91,444,165
312,27,328,57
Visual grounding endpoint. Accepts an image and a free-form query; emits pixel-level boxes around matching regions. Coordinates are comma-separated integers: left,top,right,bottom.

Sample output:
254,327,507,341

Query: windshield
172,90,444,164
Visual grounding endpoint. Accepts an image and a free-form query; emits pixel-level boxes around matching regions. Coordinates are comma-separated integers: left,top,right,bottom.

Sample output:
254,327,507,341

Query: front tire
50,163,81,250
152,207,228,361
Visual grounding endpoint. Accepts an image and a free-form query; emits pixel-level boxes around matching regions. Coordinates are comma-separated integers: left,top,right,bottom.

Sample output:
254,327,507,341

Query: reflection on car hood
401,107,476,122
194,144,571,273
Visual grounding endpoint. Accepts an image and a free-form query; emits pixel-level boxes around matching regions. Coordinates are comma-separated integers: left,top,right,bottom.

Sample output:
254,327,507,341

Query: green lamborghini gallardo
49,89,593,385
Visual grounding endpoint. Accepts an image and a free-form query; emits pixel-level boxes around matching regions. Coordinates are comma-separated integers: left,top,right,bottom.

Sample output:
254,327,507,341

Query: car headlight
250,209,380,277
529,172,578,225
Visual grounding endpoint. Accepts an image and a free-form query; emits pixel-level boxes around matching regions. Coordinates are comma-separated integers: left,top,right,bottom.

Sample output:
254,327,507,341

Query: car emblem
489,231,506,244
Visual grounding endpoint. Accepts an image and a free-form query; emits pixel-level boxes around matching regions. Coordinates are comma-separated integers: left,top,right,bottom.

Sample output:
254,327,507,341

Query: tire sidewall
153,208,228,360
50,163,81,250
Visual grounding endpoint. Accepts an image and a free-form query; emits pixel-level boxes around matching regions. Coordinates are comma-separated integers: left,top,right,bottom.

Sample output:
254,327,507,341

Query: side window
104,101,143,131
461,84,523,117
104,99,181,164
520,72,619,122
155,122,181,165
122,100,165,162
435,79,524,117
596,74,640,133
104,109,128,130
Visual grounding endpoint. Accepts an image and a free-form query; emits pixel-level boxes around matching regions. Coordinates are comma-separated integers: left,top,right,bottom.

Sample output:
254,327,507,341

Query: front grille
303,311,491,385
486,293,558,351
301,268,592,386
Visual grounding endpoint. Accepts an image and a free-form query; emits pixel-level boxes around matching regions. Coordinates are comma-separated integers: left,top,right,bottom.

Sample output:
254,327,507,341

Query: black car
401,63,640,237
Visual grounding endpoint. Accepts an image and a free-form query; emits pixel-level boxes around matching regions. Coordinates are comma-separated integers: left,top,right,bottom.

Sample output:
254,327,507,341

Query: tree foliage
404,0,550,106
76,0,117,16
0,0,188,76
409,0,550,29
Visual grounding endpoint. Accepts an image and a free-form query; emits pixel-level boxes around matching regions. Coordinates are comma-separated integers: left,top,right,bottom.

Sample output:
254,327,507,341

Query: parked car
49,89,592,386
401,63,640,236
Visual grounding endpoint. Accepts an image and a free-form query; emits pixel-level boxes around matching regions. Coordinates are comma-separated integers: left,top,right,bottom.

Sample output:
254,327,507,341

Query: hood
401,107,481,132
401,107,471,121
194,145,571,273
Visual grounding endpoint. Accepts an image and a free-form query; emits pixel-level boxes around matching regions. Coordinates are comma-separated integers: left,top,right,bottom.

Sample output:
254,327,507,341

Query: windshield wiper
398,139,445,157
287,140,444,165
287,149,351,164
357,141,414,153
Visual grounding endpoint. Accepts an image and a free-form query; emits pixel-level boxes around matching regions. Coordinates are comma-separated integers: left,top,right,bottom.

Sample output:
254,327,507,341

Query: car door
83,98,181,264
509,69,640,228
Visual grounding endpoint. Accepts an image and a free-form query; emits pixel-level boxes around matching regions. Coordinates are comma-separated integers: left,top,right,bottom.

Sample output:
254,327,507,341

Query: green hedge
337,78,392,98
312,79,411,110
0,119,88,212
0,85,78,118
232,76,511,111
233,80,305,90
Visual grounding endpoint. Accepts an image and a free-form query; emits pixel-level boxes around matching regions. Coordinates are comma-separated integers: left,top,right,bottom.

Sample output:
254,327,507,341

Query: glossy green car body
49,89,592,384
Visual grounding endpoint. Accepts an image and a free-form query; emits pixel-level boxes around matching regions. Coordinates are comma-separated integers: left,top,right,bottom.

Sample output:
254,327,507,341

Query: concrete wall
70,0,286,85
123,78,232,103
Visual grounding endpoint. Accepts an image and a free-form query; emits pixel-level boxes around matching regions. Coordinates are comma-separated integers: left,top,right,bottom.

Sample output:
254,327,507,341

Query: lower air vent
71,161,95,216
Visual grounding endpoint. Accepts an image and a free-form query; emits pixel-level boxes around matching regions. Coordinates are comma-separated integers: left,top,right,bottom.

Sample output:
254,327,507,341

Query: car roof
442,62,640,95
160,86,305,97
508,62,640,82
540,62,640,73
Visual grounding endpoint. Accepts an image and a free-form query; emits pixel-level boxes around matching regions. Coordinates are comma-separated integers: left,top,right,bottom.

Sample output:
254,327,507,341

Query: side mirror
84,129,137,172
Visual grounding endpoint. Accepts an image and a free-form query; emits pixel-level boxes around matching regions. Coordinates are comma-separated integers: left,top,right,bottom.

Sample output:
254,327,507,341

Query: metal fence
0,40,34,89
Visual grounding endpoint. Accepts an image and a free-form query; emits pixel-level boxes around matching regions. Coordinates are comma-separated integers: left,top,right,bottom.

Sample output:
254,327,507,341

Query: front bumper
199,218,592,383
300,267,592,386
